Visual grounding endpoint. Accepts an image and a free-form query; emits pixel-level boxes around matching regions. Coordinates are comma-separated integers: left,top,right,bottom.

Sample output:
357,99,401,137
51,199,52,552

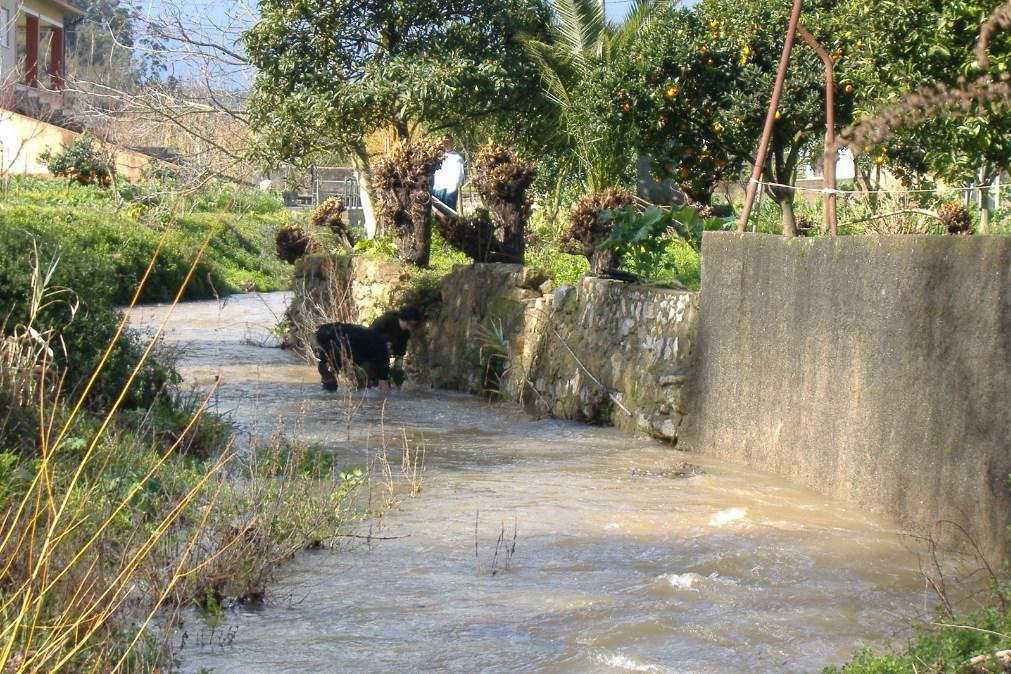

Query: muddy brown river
132,292,966,674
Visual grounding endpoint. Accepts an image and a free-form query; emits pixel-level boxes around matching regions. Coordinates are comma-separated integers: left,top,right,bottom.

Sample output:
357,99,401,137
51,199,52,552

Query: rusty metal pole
737,0,806,233
797,25,837,235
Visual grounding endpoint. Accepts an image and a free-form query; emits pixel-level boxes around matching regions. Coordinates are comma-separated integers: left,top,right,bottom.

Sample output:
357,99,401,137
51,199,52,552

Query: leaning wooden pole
737,0,806,233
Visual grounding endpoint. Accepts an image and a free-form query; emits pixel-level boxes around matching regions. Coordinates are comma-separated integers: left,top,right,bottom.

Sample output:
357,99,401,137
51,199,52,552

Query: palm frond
611,0,676,52
521,37,576,108
552,0,606,66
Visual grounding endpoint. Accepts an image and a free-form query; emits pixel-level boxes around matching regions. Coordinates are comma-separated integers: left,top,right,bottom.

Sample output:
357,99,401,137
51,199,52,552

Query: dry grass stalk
0,226,230,672
976,0,1011,69
285,255,357,362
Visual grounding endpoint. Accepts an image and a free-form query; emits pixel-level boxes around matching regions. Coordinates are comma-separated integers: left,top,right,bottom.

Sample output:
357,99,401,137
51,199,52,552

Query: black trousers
315,344,380,389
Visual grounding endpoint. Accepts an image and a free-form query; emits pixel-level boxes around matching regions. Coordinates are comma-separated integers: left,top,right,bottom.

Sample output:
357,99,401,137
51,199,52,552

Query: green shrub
0,227,172,411
826,600,1011,673
38,133,112,186
187,183,284,214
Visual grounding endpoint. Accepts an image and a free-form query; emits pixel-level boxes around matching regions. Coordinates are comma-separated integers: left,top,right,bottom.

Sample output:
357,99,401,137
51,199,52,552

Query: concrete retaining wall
688,232,1011,563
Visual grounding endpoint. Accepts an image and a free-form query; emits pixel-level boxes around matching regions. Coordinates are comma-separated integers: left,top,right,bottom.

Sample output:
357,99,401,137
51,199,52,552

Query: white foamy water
661,572,705,590
709,507,747,526
131,293,975,674
594,651,672,672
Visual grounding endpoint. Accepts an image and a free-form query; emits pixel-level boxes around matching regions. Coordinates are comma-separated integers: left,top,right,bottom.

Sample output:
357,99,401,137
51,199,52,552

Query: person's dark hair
398,305,423,323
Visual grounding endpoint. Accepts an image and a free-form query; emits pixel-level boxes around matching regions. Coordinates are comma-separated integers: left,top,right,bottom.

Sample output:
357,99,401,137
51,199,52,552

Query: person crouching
314,322,391,393
369,304,422,382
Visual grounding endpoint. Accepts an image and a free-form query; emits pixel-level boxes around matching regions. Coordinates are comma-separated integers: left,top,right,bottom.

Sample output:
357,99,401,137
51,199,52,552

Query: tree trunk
352,147,379,238
385,184,431,267
683,183,715,207
489,196,525,264
770,186,798,237
589,249,620,274
980,200,991,234
978,165,994,235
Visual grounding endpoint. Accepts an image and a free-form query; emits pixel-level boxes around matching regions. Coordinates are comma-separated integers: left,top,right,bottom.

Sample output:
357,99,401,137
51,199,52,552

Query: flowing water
133,292,962,674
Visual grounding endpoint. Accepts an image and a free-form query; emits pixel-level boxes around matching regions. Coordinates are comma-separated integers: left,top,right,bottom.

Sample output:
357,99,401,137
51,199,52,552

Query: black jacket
370,311,411,358
315,323,391,380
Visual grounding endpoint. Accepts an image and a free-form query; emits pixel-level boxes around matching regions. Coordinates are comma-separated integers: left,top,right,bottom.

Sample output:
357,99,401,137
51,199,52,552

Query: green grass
825,593,1011,673
0,177,292,305
0,178,293,407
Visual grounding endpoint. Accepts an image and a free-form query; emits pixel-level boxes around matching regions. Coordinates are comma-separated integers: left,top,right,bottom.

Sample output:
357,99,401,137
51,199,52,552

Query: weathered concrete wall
689,232,1011,563
417,264,698,442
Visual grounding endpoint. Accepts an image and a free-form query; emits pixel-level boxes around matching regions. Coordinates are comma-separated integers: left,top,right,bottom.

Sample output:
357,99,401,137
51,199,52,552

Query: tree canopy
66,0,164,90
523,0,666,193
242,0,552,167
841,0,1011,208
614,0,857,230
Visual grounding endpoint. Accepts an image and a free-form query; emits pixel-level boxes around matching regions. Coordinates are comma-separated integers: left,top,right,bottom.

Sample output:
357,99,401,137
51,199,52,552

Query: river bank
161,292,969,674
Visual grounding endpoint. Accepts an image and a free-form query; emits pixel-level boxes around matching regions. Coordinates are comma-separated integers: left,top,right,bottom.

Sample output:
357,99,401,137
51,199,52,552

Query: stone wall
289,237,1011,563
688,232,1011,564
286,253,406,356
417,264,698,442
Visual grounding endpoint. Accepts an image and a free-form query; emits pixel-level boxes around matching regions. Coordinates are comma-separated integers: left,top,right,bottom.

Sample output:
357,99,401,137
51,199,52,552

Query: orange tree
840,0,1011,232
613,0,858,233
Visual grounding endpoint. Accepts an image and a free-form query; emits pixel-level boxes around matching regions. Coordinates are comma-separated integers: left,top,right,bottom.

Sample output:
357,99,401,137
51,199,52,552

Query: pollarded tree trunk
435,208,502,262
470,142,535,265
489,196,527,264
770,185,797,238
589,248,620,274
370,139,444,267
558,188,632,274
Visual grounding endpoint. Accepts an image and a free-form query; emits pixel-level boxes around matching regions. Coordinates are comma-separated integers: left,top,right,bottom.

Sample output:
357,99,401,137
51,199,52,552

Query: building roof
47,0,85,16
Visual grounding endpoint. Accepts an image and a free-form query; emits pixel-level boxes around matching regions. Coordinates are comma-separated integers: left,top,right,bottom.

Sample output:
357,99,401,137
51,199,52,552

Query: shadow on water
132,293,976,674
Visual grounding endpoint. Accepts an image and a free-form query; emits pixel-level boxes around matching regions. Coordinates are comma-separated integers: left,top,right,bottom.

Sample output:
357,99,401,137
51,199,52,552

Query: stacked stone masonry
291,236,1011,565
417,263,698,443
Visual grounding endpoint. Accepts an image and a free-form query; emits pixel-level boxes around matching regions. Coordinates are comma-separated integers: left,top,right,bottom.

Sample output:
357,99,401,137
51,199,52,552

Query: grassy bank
825,588,1011,673
0,180,410,671
0,177,293,305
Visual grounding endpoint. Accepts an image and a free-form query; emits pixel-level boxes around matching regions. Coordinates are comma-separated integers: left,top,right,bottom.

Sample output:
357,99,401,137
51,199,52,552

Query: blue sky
140,0,637,37
137,0,637,83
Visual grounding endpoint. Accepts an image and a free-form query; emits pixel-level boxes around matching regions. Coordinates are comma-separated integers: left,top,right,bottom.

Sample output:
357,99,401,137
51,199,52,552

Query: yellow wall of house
18,0,70,26
0,109,153,180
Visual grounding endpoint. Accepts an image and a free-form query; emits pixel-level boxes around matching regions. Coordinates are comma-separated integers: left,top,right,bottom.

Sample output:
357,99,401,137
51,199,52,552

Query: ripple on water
133,293,976,674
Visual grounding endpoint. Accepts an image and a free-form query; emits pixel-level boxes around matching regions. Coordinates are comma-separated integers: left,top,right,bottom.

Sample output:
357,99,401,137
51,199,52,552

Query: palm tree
524,0,669,193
